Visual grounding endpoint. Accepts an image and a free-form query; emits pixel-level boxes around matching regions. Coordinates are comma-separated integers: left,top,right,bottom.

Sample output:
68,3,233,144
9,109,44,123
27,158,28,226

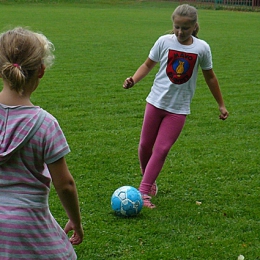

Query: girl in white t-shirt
123,4,228,208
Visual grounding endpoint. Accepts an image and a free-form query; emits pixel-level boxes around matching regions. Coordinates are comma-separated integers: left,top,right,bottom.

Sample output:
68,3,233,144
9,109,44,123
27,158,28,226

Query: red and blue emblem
166,50,198,85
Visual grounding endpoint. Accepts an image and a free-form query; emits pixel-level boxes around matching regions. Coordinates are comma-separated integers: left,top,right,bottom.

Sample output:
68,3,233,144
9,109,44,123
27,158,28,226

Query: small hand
123,77,135,89
219,107,229,120
64,220,84,245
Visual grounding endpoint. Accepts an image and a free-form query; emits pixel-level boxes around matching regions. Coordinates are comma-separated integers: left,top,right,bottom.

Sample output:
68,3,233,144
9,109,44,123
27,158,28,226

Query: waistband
0,190,48,208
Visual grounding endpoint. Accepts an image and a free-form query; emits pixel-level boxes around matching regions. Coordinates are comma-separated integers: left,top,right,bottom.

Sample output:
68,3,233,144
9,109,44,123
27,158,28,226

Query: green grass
0,1,260,259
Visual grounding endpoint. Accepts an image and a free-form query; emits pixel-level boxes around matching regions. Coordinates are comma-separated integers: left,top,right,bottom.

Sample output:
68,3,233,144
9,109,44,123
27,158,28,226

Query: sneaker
149,181,158,197
142,194,156,209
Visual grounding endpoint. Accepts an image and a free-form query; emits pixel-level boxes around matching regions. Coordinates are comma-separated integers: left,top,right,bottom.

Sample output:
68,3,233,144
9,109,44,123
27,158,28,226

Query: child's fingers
123,77,134,89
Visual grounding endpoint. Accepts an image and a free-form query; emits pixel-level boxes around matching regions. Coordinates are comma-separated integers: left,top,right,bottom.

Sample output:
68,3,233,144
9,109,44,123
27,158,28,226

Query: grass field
0,1,259,259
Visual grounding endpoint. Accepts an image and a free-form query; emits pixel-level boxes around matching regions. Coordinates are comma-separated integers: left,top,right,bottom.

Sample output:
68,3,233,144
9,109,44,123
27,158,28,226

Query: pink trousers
138,103,186,194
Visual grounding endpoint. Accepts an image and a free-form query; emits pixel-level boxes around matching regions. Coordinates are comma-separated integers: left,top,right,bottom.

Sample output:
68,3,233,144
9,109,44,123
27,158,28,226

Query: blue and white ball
111,186,143,217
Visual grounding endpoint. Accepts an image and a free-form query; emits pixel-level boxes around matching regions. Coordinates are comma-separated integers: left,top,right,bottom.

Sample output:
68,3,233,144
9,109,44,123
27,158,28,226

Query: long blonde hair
0,27,55,94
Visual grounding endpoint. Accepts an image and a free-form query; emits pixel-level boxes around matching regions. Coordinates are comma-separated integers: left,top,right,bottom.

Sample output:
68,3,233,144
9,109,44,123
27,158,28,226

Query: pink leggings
138,103,186,194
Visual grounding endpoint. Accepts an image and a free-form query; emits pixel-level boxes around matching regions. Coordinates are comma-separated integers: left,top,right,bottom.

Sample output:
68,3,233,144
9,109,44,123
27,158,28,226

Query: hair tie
13,63,21,69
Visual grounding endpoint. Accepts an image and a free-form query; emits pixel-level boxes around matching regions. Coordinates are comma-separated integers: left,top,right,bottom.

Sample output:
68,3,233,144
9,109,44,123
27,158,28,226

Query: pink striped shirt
0,104,76,259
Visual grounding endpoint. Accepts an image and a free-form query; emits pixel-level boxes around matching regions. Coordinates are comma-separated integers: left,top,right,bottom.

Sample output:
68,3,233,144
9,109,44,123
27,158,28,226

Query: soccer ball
111,186,143,217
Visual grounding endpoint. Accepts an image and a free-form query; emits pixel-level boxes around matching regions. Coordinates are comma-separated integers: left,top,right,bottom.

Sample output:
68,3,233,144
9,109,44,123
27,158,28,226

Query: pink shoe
149,181,158,197
142,194,156,209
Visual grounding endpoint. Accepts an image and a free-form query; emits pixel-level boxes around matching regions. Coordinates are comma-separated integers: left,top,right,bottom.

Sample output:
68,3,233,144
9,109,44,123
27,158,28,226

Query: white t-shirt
146,34,212,114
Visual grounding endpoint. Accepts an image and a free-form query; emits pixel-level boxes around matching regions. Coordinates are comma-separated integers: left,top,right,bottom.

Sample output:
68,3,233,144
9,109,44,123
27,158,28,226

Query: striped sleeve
41,114,70,164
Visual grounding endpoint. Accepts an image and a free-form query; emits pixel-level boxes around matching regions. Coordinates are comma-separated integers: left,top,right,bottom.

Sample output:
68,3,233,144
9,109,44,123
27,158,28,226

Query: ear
194,22,199,31
38,64,46,79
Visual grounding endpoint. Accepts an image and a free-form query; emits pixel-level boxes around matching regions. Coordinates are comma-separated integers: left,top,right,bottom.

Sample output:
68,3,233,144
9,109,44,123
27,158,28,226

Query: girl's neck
178,35,193,46
0,87,34,106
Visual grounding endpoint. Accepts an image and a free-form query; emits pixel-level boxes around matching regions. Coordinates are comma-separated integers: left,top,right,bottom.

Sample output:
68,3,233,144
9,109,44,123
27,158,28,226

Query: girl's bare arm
123,58,157,89
48,157,84,245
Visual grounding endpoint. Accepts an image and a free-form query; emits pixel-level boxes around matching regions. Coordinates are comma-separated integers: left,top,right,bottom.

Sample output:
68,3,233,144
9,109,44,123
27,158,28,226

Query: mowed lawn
0,1,259,259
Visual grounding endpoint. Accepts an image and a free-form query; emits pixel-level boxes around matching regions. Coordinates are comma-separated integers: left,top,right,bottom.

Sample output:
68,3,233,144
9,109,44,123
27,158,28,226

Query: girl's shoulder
40,108,57,122
157,33,175,41
153,34,178,47
40,109,63,131
193,37,210,48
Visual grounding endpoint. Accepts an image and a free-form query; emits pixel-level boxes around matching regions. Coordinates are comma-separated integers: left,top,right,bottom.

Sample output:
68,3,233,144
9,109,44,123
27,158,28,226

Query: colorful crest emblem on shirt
166,50,198,85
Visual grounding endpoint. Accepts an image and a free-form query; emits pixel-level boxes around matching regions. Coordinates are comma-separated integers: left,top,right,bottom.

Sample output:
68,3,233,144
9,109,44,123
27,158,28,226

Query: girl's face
173,15,197,45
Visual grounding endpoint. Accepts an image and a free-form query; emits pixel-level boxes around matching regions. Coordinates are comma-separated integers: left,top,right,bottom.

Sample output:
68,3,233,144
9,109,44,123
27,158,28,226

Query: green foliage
0,2,259,259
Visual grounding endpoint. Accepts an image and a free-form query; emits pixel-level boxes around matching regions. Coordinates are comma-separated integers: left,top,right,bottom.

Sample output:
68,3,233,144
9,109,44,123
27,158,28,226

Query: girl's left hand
219,107,229,120
64,220,84,245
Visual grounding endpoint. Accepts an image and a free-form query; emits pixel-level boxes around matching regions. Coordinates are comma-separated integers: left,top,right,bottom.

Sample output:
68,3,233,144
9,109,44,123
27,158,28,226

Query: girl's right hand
123,77,134,89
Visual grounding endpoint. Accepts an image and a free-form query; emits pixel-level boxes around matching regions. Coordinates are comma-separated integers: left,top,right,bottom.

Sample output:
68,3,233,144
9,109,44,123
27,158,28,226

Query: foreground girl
0,27,83,259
